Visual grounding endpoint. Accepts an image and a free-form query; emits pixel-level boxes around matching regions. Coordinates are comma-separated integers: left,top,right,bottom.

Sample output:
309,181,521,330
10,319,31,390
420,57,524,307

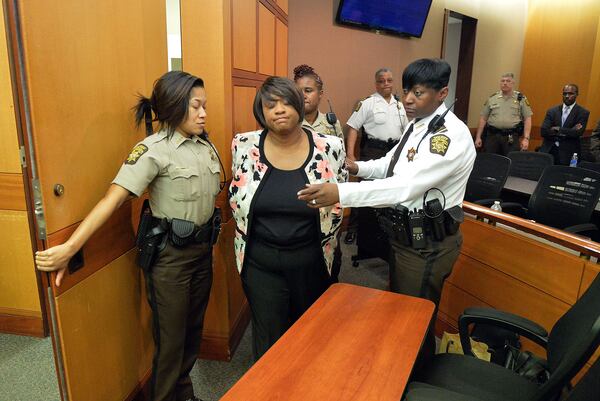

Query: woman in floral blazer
229,77,347,359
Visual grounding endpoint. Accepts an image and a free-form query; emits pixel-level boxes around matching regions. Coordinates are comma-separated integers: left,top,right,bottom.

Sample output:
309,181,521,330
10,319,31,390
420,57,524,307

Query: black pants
144,241,213,401
483,133,520,156
241,239,331,360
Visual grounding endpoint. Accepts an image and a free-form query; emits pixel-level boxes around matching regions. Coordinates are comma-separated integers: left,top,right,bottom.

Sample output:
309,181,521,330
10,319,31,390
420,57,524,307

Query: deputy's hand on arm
345,159,359,175
297,183,340,208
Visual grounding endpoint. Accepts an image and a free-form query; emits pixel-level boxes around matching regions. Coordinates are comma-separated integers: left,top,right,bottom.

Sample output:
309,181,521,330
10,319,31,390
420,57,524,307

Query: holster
136,200,167,272
376,205,411,246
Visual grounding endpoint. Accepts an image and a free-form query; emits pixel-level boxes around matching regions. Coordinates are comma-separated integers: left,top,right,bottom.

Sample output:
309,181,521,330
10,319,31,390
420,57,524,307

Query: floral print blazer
229,128,348,274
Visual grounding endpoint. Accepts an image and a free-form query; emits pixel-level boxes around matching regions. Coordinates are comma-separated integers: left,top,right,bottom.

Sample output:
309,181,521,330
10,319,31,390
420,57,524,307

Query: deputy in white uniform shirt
299,58,475,311
343,68,409,244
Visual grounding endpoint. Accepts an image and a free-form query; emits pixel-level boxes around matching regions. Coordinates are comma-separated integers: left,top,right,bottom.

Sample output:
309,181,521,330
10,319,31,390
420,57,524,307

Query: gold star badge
124,144,148,165
407,147,416,162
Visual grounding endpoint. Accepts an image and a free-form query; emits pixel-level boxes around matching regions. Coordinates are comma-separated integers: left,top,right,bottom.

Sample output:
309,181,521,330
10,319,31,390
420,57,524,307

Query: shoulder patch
125,144,148,165
524,97,531,107
430,134,450,156
354,101,363,112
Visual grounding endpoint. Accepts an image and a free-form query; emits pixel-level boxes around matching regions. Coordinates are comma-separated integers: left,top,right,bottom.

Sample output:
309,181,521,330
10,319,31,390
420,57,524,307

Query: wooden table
220,283,435,401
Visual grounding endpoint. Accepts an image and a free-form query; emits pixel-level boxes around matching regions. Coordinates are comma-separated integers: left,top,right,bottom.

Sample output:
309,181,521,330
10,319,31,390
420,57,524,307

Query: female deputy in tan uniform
293,64,345,282
35,71,220,401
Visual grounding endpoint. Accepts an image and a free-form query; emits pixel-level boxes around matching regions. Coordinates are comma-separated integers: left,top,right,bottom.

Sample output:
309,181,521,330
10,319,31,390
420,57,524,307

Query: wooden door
6,1,167,399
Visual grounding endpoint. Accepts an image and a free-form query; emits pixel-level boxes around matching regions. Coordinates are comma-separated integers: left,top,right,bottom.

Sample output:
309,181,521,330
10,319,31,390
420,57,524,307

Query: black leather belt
151,216,213,244
364,135,399,151
487,125,519,136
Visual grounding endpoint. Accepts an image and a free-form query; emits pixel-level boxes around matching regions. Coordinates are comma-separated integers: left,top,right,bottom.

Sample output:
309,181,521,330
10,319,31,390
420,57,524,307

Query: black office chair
502,165,600,236
507,151,553,181
405,352,600,401
579,161,600,174
406,272,600,401
464,153,511,206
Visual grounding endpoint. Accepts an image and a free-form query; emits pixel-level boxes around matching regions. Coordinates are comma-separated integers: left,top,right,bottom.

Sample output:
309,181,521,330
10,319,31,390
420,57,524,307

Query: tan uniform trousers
388,230,463,307
144,240,213,401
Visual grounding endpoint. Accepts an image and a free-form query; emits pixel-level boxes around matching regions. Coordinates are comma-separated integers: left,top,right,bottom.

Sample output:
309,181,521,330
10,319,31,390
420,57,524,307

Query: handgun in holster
136,200,167,272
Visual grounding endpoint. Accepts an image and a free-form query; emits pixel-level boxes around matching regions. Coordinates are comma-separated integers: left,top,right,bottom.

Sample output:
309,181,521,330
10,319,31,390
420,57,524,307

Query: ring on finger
311,199,317,205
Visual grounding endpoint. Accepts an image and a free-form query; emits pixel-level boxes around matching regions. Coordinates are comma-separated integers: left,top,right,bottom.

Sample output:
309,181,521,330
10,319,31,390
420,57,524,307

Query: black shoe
344,231,356,244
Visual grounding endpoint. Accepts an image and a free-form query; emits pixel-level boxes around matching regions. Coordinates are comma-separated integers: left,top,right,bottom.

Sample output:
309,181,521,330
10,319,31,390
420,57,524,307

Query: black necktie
385,123,414,177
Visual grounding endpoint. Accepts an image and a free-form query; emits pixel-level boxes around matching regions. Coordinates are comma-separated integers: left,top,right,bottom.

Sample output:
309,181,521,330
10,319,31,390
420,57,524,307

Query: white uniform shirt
338,103,476,211
346,92,408,141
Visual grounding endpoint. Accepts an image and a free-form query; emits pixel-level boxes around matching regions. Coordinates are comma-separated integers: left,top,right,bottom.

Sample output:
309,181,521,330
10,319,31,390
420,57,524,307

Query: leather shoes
344,231,356,244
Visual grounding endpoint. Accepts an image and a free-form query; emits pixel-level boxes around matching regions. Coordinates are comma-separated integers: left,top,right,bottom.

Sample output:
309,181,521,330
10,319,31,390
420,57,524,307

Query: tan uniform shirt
302,111,344,142
113,129,220,226
481,91,533,129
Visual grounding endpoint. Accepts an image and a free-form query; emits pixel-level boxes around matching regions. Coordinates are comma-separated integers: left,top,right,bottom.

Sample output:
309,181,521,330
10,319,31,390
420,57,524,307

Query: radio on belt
408,208,426,249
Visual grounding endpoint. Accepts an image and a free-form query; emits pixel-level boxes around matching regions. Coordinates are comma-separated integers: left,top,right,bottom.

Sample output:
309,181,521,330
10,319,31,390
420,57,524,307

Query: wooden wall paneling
55,250,153,401
258,3,276,76
519,2,600,127
275,19,288,77
276,0,288,15
461,219,584,304
0,0,21,174
585,16,600,125
447,253,570,332
0,210,42,335
0,173,26,211
181,0,234,169
579,261,600,297
19,0,166,235
232,0,257,72
233,85,258,134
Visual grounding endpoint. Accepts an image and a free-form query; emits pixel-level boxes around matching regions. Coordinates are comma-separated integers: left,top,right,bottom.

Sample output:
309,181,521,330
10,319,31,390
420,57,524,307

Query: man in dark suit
540,84,590,165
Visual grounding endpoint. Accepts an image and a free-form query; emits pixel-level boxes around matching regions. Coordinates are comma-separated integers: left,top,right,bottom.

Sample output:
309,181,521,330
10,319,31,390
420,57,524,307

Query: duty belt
364,135,399,151
487,125,520,136
151,210,220,245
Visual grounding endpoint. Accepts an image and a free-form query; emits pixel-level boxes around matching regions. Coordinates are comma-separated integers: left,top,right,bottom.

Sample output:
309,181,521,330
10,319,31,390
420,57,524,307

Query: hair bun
293,64,315,80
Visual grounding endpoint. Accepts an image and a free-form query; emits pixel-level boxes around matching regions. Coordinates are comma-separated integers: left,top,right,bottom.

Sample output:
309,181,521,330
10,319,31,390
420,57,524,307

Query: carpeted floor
0,240,389,401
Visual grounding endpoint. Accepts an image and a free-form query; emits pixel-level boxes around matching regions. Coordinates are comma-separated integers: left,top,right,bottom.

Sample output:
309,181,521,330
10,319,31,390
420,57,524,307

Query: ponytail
133,95,154,136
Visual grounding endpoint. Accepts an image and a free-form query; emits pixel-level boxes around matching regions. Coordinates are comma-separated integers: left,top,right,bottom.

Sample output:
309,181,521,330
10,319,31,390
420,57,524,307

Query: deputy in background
474,72,532,155
294,64,344,141
343,68,409,244
294,64,344,282
35,71,220,401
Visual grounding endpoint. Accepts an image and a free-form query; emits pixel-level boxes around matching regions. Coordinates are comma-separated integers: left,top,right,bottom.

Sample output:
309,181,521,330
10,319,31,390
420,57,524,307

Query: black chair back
527,166,600,230
579,136,594,162
535,273,600,401
507,151,553,181
566,354,600,401
579,161,600,174
465,153,511,202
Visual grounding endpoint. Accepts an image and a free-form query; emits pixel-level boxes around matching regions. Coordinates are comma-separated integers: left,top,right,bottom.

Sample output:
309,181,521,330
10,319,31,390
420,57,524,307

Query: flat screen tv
336,0,433,38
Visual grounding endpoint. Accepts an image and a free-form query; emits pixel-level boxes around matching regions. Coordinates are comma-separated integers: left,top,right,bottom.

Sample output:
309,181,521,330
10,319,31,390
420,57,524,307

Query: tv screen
336,0,433,38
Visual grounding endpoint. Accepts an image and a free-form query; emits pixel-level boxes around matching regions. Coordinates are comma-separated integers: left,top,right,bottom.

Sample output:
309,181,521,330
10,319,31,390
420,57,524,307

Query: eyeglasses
377,79,393,84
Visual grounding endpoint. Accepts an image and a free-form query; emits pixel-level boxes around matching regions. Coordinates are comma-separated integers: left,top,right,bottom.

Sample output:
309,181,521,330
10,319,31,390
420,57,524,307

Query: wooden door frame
2,0,51,338
441,9,477,123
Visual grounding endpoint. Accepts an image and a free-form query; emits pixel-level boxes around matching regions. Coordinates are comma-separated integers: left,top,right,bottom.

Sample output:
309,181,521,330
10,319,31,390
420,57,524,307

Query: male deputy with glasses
474,72,532,155
342,68,409,244
539,84,590,165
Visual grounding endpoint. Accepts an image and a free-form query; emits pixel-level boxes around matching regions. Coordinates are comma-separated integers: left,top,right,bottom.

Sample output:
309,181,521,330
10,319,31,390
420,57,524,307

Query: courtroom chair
579,160,600,174
502,166,600,237
406,272,600,401
579,135,594,162
464,153,511,206
404,351,600,401
507,151,553,181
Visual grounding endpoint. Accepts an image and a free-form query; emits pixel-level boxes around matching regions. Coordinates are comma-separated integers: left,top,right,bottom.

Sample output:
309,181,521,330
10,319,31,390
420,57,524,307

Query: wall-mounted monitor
336,0,434,39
